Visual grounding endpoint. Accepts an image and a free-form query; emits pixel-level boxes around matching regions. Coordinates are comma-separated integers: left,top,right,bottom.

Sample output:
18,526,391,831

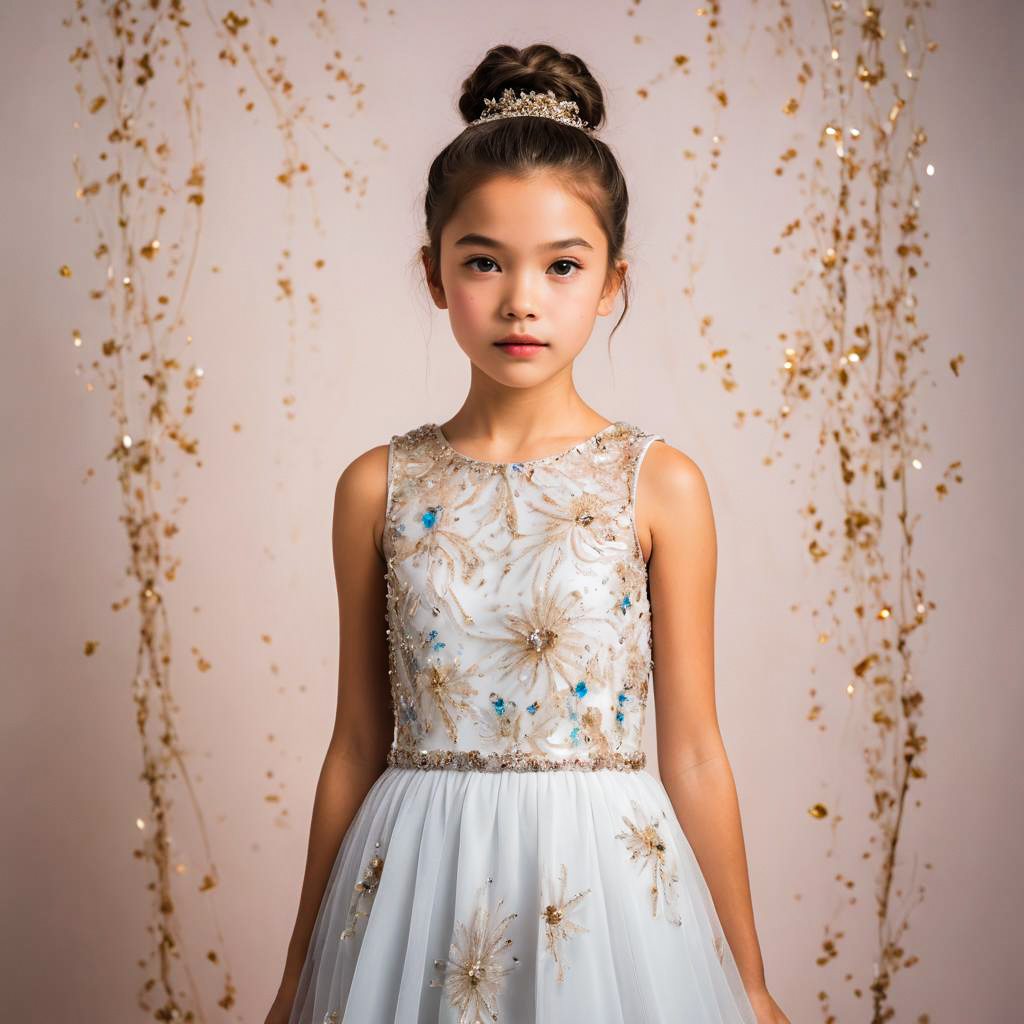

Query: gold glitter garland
64,2,368,1019
65,3,235,1019
749,3,948,1019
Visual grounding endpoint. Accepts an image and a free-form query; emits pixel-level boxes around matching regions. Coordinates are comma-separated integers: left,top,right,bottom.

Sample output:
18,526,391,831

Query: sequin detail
614,799,683,926
541,862,591,983
386,746,646,772
429,880,520,1022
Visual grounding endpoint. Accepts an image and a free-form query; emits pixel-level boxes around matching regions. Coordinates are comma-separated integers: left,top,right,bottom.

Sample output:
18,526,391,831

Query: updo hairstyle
421,43,632,339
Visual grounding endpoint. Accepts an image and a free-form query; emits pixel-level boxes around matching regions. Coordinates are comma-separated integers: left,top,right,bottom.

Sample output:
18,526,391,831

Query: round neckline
432,420,621,468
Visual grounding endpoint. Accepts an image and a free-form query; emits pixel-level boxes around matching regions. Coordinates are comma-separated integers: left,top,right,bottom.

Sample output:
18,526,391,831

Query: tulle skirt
287,764,758,1023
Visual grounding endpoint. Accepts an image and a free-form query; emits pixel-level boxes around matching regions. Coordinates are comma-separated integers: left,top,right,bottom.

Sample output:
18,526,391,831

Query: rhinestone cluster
387,746,646,772
468,87,591,132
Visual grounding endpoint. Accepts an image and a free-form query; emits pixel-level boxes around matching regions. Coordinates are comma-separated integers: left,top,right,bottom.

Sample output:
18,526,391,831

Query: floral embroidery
541,862,591,983
340,840,384,940
615,800,683,926
476,577,614,703
383,421,661,772
415,658,480,742
713,932,726,964
430,880,520,1022
322,1010,338,1024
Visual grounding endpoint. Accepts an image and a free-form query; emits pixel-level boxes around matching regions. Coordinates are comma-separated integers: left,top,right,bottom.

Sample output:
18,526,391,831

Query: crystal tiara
467,87,592,132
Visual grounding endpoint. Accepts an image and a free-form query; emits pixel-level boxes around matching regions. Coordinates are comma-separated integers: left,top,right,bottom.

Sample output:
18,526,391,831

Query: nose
501,269,538,321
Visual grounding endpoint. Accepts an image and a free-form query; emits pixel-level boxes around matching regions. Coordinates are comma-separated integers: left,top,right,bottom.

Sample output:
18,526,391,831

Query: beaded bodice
382,421,663,772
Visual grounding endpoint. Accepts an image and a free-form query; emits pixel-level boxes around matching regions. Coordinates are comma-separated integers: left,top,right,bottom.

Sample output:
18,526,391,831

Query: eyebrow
453,232,594,252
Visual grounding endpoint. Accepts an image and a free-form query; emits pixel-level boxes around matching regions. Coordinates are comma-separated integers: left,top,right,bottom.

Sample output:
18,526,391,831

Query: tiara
468,87,591,132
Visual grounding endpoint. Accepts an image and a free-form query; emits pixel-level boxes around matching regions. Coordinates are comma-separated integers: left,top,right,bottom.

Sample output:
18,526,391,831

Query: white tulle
288,765,757,1023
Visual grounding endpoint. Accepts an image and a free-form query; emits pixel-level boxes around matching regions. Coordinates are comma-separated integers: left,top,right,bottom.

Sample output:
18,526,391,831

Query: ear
597,259,628,316
421,246,448,309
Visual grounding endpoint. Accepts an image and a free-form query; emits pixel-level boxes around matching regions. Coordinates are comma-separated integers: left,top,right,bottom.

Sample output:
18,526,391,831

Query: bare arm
639,442,770,1000
273,443,395,996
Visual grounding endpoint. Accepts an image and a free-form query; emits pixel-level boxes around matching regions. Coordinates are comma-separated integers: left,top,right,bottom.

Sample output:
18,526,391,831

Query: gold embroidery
615,800,683,926
417,659,480,742
382,421,660,773
479,577,613,702
541,862,591,983
340,840,384,940
429,881,520,1022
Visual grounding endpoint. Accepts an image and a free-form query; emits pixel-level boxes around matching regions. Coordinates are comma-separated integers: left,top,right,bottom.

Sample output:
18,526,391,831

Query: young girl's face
426,171,626,386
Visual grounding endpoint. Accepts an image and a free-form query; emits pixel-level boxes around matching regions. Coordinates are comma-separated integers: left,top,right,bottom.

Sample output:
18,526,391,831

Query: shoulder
333,421,431,500
622,423,707,498
331,423,434,553
632,432,716,549
334,440,387,498
642,437,709,502
331,438,392,558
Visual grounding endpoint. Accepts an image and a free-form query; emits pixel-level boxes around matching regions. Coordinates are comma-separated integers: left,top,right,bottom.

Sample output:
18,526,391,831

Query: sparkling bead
386,745,645,772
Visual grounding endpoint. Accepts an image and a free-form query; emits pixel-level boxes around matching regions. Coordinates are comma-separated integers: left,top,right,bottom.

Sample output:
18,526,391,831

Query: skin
267,171,789,1024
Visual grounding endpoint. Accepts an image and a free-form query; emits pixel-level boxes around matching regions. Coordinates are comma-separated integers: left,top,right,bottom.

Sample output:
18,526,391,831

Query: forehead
442,172,605,253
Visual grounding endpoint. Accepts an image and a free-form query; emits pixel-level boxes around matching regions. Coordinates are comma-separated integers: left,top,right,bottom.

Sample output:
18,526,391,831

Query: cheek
445,282,483,322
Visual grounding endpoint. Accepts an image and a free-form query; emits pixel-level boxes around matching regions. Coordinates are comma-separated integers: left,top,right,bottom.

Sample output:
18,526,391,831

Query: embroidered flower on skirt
541,861,591,983
614,799,683,926
429,879,520,1023
339,840,384,941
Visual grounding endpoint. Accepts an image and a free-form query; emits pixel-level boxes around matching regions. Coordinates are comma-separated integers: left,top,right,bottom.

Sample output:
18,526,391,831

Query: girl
268,42,789,1024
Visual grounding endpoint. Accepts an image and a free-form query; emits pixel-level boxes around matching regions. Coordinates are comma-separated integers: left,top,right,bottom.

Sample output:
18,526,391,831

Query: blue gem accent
574,680,588,697
510,463,524,472
526,702,539,715
492,697,506,716
432,641,445,651
617,693,629,704
427,629,438,641
569,725,581,745
616,710,625,722
621,594,631,612
568,710,578,721
421,509,437,529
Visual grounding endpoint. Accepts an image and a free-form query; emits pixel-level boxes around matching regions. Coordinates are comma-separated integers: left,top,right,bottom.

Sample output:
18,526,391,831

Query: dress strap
385,433,400,520
627,428,664,562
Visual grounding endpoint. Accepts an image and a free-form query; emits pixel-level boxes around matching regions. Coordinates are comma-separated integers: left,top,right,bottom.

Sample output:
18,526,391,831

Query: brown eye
466,256,498,272
550,259,581,277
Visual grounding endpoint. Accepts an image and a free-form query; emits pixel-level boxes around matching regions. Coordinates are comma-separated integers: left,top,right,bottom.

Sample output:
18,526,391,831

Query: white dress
288,421,758,1023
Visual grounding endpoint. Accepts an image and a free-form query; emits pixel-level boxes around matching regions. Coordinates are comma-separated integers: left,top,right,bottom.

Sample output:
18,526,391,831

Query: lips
496,335,546,346
494,336,548,359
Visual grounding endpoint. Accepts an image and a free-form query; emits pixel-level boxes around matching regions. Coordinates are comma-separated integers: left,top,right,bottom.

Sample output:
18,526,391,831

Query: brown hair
421,43,632,341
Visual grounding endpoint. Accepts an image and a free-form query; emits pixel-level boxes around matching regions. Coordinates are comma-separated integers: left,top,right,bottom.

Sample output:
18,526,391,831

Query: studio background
3,1,1020,1021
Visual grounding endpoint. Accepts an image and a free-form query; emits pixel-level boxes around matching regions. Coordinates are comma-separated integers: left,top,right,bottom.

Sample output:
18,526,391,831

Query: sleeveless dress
288,421,758,1024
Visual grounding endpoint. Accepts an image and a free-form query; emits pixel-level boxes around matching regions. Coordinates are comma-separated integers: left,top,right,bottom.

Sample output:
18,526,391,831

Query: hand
746,984,791,1024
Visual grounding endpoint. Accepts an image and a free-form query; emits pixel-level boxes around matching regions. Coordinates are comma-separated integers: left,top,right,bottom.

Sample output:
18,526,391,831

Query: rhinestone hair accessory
468,87,591,132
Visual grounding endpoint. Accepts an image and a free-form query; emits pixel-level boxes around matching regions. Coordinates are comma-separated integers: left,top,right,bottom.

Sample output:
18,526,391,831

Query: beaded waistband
386,747,646,772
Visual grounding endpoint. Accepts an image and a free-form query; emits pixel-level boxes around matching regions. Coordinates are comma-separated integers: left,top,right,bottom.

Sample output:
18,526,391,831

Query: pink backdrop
3,1,1021,1020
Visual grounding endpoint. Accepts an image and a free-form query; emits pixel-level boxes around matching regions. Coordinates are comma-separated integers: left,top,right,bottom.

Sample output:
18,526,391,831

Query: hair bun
458,43,606,131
